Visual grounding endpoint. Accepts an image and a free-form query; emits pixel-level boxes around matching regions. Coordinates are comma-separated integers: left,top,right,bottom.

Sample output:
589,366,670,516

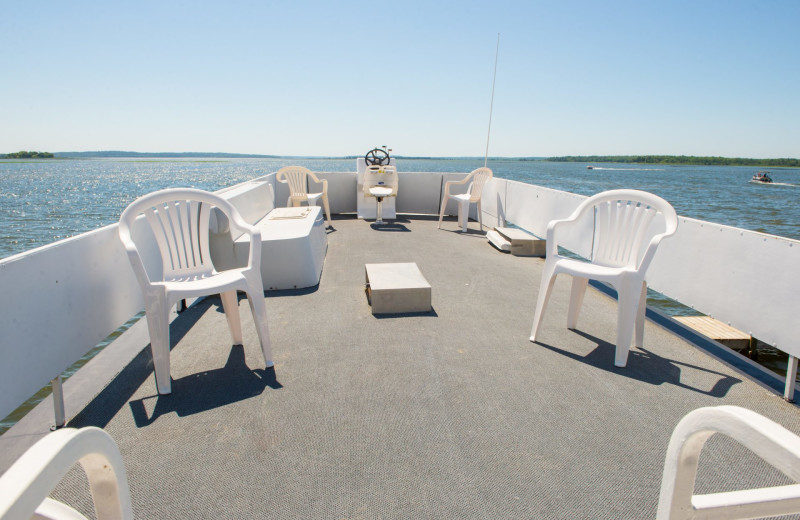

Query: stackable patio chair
530,189,678,367
118,188,273,395
438,167,493,232
276,166,331,225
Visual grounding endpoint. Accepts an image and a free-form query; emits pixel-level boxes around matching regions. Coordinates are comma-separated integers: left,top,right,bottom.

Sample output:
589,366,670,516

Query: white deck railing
1,172,797,427
482,177,799,401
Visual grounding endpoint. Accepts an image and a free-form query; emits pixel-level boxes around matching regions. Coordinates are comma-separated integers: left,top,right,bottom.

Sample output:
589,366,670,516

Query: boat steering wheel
365,148,390,166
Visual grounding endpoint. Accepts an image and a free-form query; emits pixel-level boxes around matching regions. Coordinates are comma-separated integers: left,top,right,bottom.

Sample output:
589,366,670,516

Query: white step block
365,263,432,315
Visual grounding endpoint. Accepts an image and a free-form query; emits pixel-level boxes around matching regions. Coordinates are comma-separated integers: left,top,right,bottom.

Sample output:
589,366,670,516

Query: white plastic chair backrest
466,167,493,202
363,165,398,195
577,189,677,270
119,188,244,284
276,166,311,198
657,406,800,520
0,427,133,520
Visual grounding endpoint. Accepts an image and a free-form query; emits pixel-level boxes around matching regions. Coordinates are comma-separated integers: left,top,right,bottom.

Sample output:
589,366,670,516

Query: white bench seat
209,181,327,290
234,207,327,290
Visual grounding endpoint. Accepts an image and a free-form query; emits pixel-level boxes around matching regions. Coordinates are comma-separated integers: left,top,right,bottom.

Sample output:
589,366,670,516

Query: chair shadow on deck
437,217,488,237
65,297,281,430
535,329,741,397
128,345,282,427
369,222,410,232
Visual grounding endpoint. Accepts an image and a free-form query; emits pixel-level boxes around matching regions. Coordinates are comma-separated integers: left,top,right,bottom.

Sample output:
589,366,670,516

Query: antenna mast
484,33,500,168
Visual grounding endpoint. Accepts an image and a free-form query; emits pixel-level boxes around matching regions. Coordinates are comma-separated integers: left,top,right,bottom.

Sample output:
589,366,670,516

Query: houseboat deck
16,215,800,518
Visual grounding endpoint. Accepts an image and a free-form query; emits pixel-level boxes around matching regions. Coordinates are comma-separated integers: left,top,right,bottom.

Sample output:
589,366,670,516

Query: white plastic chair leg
321,194,332,225
245,281,274,369
530,263,558,342
144,297,172,395
477,200,484,231
459,199,470,232
567,276,589,329
634,281,647,348
437,195,447,229
220,290,243,345
614,278,641,367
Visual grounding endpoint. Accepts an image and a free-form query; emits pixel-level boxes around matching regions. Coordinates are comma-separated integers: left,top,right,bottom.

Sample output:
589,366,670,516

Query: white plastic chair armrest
246,228,262,271
444,173,473,190
35,497,90,519
443,175,472,201
637,215,678,272
225,211,262,270
0,427,133,520
637,230,673,273
118,228,153,287
545,217,582,259
657,406,800,520
306,171,326,188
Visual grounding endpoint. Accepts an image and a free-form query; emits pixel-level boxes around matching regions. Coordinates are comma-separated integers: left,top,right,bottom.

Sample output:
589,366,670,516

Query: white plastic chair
657,406,800,519
276,166,331,225
437,167,493,232
119,188,274,395
0,427,133,520
530,189,678,367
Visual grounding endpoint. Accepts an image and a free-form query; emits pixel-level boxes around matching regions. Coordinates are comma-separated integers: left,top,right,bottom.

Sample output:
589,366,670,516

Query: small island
3,151,55,159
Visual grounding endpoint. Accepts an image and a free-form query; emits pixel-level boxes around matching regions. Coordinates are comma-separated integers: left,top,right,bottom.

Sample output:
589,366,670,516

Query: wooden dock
674,315,752,353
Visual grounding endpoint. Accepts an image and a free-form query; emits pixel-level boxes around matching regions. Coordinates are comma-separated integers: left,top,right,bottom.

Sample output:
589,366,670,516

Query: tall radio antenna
484,33,500,168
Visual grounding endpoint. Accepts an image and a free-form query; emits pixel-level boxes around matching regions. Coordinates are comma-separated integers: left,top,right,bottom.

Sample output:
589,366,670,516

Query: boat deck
31,216,800,517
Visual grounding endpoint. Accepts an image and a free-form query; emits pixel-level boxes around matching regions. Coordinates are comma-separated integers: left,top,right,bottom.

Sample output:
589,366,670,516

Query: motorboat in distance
750,171,773,184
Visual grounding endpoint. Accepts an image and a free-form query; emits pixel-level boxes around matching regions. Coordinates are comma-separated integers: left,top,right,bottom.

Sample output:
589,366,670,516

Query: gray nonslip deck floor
52,216,799,519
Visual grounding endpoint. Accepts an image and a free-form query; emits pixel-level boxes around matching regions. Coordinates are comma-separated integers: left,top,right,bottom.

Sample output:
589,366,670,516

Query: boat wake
749,181,800,187
590,167,666,171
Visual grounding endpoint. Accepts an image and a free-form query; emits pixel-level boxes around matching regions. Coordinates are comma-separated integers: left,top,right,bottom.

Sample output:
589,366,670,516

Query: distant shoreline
549,155,800,168
2,151,798,168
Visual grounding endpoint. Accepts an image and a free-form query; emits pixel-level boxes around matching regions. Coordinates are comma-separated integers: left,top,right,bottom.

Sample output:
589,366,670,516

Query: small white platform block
491,226,545,257
486,229,511,252
365,263,431,315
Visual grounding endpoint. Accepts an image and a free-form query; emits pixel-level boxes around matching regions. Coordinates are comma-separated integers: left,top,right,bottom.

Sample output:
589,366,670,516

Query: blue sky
1,0,798,158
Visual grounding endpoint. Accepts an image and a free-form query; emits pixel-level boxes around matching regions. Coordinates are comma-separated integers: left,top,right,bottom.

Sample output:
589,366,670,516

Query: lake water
2,158,799,260
0,157,798,428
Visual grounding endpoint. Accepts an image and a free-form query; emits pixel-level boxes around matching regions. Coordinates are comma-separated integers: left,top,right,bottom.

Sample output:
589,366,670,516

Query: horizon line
4,151,799,161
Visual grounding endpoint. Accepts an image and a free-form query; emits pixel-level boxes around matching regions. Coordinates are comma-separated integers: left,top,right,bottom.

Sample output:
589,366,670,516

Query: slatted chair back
276,166,312,201
119,189,225,281
588,190,678,270
467,167,493,202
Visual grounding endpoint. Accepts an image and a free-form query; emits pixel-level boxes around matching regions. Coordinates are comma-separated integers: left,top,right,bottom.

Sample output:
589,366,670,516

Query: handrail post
51,376,66,430
786,356,798,403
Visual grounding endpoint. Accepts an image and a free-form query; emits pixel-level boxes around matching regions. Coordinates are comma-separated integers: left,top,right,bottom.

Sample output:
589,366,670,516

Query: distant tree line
547,155,800,167
3,151,55,159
